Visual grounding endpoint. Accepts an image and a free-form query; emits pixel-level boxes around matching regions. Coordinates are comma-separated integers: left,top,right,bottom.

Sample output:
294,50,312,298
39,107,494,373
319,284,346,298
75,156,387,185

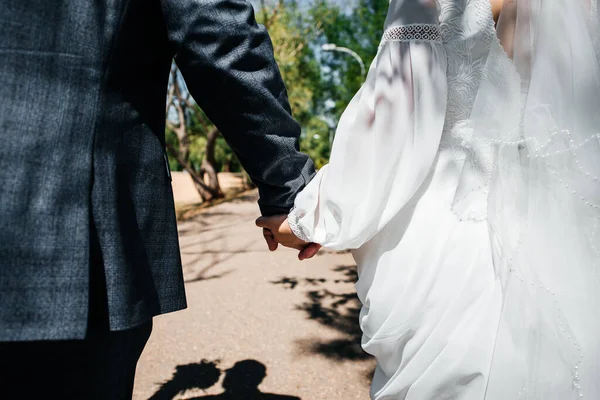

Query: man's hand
256,215,321,260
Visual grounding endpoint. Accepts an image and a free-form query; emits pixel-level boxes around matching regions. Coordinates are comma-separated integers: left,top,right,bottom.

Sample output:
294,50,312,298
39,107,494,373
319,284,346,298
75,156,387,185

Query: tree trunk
176,132,191,163
166,144,221,202
201,127,224,198
170,72,192,162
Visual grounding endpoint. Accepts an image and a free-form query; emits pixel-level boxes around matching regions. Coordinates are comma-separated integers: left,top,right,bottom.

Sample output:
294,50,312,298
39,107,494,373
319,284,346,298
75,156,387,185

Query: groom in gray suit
0,0,315,398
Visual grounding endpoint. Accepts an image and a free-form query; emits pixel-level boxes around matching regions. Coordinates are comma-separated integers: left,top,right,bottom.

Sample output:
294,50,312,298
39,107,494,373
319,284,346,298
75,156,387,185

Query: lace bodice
381,0,506,221
438,0,496,137
382,0,498,137
438,0,502,221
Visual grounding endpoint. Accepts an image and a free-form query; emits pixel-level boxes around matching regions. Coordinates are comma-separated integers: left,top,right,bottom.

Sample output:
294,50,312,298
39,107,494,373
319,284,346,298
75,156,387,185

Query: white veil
453,0,600,398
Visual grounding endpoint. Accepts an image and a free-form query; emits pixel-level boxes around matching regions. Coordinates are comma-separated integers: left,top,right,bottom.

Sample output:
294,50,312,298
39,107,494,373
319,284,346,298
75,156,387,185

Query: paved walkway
133,191,375,400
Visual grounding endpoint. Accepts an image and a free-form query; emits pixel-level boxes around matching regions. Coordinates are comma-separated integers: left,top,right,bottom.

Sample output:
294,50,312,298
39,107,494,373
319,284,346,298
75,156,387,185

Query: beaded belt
380,23,442,47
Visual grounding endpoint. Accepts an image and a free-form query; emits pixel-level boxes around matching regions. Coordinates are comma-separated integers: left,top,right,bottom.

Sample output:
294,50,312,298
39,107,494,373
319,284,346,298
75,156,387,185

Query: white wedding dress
288,0,600,398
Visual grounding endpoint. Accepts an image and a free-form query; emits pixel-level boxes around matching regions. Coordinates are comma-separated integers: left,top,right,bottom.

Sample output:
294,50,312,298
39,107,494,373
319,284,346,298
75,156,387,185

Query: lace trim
287,207,311,243
380,24,442,46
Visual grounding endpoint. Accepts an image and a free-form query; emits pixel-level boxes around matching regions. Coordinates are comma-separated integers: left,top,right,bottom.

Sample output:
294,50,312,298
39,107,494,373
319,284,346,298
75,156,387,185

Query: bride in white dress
266,0,600,398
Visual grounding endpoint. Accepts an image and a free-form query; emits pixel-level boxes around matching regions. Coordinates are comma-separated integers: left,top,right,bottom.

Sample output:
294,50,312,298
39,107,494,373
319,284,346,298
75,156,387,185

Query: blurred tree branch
166,65,224,201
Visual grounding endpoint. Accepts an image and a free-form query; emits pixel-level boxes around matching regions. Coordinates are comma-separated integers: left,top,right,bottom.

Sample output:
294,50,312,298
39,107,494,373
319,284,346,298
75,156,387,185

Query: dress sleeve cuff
287,207,311,243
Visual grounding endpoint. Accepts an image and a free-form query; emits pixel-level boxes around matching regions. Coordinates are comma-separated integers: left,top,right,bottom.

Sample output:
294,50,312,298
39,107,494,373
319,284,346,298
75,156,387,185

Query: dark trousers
0,321,152,399
0,230,153,400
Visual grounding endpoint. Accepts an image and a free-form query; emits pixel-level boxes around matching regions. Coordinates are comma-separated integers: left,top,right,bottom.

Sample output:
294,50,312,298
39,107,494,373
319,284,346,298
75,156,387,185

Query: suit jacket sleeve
160,0,316,216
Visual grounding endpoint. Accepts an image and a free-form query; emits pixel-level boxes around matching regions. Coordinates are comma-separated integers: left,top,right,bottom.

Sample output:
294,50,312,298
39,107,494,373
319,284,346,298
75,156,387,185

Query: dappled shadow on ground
272,265,370,361
177,191,258,221
177,199,266,283
185,269,235,284
148,359,300,400
228,193,259,205
181,234,266,283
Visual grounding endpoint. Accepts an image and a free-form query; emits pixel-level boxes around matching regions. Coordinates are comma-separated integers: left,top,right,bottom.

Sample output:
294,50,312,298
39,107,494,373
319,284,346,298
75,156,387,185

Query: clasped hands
255,215,321,260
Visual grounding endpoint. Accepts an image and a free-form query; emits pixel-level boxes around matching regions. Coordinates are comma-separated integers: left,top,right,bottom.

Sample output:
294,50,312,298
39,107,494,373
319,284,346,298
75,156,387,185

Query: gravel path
133,191,375,400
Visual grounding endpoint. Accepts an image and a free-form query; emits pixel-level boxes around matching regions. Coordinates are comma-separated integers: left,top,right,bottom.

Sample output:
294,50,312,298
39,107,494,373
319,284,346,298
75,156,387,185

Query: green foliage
256,0,337,168
300,117,331,169
214,136,242,172
258,0,388,168
314,0,388,121
165,128,183,172
258,2,318,123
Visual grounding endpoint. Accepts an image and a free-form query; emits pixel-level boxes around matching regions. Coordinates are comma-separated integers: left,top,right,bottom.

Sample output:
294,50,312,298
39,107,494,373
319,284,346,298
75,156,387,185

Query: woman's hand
256,215,322,260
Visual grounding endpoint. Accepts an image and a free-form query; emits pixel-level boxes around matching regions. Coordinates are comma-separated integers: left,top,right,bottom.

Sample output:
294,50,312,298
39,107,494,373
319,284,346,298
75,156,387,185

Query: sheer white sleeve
288,1,447,250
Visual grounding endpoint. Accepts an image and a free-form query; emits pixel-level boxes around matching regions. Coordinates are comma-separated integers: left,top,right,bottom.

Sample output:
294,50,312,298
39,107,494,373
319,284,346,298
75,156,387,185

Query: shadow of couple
149,359,300,400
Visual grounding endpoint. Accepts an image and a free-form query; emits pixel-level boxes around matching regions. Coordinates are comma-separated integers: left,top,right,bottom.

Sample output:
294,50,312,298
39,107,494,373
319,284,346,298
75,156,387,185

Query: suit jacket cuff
258,204,294,216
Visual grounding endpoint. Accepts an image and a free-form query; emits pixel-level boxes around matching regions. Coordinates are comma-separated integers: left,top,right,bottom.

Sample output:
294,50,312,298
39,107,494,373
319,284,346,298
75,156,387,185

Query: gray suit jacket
0,0,315,341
